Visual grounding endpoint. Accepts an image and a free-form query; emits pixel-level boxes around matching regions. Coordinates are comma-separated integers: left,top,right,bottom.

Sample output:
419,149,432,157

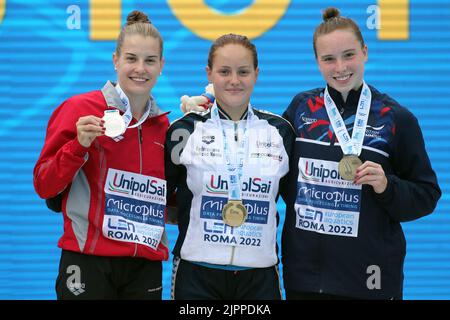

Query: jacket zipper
229,121,239,265
330,108,346,147
321,108,345,293
138,125,143,173
132,125,144,257
230,246,236,265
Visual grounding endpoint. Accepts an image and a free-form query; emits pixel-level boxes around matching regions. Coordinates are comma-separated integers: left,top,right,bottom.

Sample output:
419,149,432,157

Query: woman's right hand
76,116,105,148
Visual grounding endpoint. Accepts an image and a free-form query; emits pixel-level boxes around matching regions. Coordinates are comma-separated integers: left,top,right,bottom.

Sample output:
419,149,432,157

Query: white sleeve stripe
296,137,390,158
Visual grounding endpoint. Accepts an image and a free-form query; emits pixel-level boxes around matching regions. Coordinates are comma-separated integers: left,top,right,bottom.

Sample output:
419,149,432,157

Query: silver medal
102,110,126,138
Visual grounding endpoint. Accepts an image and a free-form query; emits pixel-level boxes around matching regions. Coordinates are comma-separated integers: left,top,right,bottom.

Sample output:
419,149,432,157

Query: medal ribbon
115,83,156,130
324,81,372,156
211,102,253,201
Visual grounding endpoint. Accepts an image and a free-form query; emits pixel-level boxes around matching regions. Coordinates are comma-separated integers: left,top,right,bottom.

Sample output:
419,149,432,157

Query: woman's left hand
354,161,388,194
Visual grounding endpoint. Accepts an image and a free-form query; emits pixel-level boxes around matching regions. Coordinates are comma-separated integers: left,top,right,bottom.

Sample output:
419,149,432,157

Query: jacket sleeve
282,94,300,130
374,108,441,222
278,120,296,205
164,119,192,223
164,121,190,196
33,98,89,199
279,96,301,204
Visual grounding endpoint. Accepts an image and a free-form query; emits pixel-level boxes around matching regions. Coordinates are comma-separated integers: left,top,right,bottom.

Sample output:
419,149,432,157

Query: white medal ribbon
115,83,154,129
324,81,372,156
211,102,253,201
103,84,155,138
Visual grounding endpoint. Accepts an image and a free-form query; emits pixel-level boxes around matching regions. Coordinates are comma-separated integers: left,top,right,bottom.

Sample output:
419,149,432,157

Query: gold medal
338,155,363,181
222,200,247,227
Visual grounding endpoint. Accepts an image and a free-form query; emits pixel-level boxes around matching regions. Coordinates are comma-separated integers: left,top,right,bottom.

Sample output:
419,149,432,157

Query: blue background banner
1,0,449,299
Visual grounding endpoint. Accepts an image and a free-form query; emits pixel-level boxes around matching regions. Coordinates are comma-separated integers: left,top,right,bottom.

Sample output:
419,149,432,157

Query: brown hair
115,10,163,59
313,7,365,57
207,33,258,69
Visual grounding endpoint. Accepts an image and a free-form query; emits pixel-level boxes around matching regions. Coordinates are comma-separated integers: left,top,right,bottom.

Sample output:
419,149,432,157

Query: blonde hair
115,10,163,59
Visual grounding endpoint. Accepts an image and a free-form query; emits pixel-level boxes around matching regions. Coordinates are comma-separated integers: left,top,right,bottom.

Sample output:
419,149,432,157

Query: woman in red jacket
33,10,169,299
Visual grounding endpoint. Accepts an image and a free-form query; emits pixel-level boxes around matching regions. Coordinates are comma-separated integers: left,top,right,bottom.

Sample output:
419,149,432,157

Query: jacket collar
101,81,166,117
216,103,248,120
327,83,363,113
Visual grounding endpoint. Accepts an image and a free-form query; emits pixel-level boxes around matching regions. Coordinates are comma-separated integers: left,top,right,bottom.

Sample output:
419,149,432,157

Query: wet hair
207,33,258,69
115,10,163,58
313,7,365,57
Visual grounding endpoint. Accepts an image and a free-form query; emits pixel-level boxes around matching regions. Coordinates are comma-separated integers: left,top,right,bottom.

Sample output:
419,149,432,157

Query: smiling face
316,29,368,98
113,34,164,99
206,43,258,119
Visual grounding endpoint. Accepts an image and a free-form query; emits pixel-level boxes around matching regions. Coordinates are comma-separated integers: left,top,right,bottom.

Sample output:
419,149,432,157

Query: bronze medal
338,155,363,181
222,200,247,227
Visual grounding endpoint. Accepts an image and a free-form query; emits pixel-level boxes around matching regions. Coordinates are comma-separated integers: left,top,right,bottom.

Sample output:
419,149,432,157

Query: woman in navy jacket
281,7,441,299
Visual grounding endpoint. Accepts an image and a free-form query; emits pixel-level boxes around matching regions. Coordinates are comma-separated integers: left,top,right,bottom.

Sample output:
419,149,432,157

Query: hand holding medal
76,115,106,148
353,160,388,193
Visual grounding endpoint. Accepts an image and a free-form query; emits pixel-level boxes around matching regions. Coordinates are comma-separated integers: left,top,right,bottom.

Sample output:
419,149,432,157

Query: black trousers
56,250,162,300
286,290,400,300
285,290,356,300
172,258,282,300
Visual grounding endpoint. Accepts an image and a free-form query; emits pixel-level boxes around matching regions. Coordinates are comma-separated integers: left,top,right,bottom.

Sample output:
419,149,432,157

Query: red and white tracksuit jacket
33,81,170,261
